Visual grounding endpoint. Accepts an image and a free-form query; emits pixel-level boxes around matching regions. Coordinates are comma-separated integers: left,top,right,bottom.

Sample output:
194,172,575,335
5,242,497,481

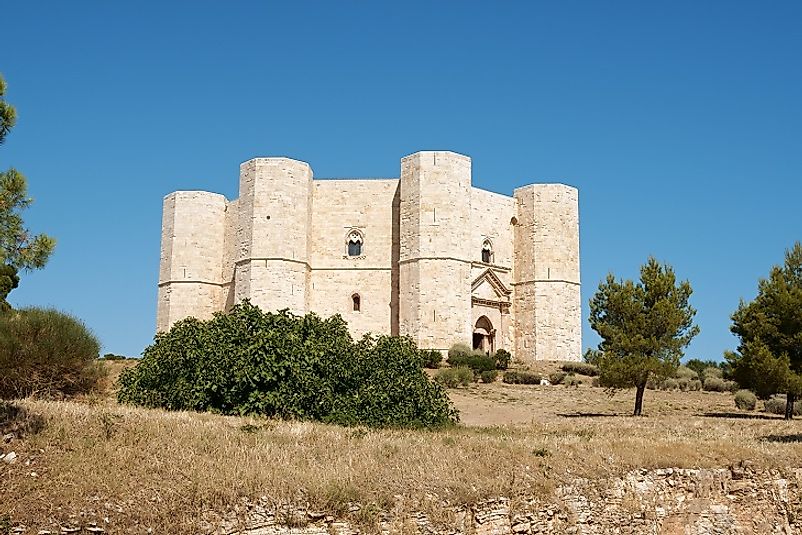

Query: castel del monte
156,150,581,364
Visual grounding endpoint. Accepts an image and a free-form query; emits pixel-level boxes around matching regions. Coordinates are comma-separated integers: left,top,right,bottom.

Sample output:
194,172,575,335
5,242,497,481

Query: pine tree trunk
785,393,796,420
633,383,646,416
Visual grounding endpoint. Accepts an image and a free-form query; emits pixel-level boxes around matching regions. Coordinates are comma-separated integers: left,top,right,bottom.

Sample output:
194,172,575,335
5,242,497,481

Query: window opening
481,240,493,263
347,231,363,257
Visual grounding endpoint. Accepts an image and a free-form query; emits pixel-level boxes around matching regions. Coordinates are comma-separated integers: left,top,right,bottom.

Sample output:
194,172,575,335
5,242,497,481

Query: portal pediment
471,269,511,302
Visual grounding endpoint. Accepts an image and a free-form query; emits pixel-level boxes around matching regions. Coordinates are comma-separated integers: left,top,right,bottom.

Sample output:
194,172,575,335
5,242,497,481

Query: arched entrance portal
473,316,495,354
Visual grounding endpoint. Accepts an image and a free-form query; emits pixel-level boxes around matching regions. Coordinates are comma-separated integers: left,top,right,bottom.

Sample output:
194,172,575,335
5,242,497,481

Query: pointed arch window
347,230,363,257
481,240,493,263
352,293,361,312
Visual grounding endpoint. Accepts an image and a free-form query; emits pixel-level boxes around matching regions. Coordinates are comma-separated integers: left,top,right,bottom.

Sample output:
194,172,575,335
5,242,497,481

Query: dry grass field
2,363,802,533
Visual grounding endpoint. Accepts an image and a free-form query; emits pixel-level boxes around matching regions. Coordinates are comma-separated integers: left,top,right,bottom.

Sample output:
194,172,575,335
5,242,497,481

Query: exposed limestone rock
217,466,802,534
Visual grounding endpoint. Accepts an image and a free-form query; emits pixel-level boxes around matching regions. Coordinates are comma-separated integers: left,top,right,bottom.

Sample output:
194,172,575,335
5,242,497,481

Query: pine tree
588,257,699,416
728,242,802,420
0,74,55,310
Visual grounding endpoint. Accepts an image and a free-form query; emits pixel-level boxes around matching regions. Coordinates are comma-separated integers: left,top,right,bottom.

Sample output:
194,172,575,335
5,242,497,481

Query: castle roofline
400,150,471,162
239,156,312,169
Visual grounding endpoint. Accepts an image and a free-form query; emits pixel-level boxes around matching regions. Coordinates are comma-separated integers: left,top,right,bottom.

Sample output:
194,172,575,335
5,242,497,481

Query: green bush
703,376,738,393
686,379,703,391
734,390,757,411
564,374,581,388
0,308,102,399
493,349,512,370
447,343,473,361
421,349,442,369
446,351,496,373
703,367,723,381
764,396,802,416
674,366,698,380
549,371,567,385
561,362,599,377
434,367,473,389
118,301,457,428
660,378,679,391
101,353,130,361
502,370,541,385
479,370,498,383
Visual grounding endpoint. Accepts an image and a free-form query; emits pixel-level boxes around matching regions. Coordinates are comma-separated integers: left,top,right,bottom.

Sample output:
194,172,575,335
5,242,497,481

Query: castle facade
157,151,581,363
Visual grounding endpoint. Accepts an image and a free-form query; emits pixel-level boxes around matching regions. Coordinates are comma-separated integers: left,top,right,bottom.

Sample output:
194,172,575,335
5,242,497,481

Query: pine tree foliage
0,74,55,310
728,242,802,419
588,257,699,416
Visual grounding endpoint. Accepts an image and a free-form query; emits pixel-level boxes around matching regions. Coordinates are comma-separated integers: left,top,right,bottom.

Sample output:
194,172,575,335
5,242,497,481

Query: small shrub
100,353,130,361
763,396,802,416
563,374,581,388
434,367,473,389
479,370,498,383
660,378,679,391
674,366,698,380
446,351,496,373
447,343,473,361
421,349,442,369
687,379,703,391
646,376,660,390
561,362,599,377
502,370,541,385
493,349,512,370
734,390,757,411
0,308,102,399
549,371,567,385
703,367,723,381
703,376,737,393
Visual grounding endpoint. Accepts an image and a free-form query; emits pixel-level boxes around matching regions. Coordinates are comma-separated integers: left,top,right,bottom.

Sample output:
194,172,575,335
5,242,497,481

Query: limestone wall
234,158,312,316
308,179,399,338
399,151,473,350
156,191,227,332
513,184,581,363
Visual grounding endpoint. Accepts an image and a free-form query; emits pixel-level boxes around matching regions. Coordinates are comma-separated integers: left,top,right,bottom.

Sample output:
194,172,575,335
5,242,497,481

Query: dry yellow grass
2,376,801,533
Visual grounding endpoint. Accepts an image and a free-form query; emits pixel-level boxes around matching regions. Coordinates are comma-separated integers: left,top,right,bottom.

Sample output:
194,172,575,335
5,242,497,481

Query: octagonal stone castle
157,151,581,364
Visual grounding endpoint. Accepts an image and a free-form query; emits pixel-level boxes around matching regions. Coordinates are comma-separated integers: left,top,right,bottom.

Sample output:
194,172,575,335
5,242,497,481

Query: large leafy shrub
0,307,102,399
118,301,457,428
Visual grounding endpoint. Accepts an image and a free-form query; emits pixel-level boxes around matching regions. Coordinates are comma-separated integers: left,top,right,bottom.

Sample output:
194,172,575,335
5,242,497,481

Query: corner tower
234,157,312,315
512,184,581,363
156,191,227,332
398,151,473,349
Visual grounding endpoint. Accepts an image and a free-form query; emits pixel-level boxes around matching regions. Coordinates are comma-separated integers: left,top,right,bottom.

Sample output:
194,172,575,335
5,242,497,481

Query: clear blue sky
2,1,800,359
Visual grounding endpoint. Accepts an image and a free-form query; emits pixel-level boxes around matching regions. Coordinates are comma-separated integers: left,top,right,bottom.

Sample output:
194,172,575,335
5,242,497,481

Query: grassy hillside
1,363,801,533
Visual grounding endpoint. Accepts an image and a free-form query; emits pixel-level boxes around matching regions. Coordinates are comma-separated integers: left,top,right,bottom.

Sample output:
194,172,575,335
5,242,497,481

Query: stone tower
234,158,313,315
398,151,474,349
512,184,581,362
156,191,227,332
